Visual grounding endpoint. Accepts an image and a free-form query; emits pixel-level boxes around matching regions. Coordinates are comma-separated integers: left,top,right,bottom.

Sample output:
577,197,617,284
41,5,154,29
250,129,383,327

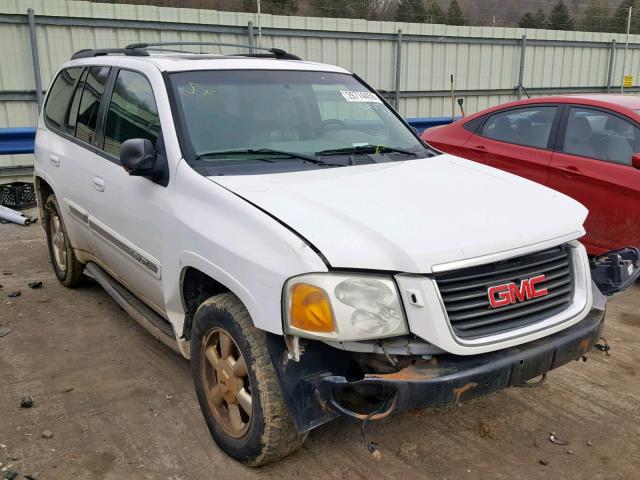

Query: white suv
34,42,627,466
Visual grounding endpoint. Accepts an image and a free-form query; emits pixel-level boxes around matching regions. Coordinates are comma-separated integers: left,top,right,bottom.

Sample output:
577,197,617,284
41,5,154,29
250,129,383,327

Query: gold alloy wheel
201,328,253,438
50,212,67,273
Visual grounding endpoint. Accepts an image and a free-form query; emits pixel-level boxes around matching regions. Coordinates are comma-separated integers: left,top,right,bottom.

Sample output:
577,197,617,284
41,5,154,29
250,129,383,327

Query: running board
84,262,180,354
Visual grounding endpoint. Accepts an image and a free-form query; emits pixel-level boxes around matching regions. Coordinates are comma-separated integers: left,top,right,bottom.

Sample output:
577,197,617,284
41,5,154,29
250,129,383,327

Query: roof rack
70,42,301,61
71,47,149,60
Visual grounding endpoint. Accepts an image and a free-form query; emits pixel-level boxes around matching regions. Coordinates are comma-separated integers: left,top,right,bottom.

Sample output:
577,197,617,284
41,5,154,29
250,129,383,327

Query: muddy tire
190,293,307,466
44,193,85,288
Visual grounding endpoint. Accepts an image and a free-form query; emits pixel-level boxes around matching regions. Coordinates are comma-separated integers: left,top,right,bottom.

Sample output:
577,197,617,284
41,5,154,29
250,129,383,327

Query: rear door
38,66,108,253
462,105,559,185
549,106,640,253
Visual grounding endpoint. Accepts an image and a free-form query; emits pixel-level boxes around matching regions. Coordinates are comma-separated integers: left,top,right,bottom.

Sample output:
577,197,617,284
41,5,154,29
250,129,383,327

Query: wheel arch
180,266,232,341
176,256,264,341
34,175,54,223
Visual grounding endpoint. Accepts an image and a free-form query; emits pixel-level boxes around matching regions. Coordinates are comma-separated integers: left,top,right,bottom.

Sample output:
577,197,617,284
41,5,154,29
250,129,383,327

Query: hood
211,154,587,273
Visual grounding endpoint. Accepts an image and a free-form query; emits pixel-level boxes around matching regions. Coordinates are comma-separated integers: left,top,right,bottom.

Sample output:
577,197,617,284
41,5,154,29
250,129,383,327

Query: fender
163,250,261,339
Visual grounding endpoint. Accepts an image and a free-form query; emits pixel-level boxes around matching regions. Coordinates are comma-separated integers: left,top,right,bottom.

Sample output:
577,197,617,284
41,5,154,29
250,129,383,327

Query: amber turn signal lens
289,283,335,333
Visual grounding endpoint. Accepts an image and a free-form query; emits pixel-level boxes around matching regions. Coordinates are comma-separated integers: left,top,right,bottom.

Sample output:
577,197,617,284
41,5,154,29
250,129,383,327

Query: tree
610,0,640,34
445,0,466,25
519,12,537,28
425,1,446,24
311,0,348,17
547,1,574,30
534,8,547,26
519,9,546,29
242,0,297,15
580,2,611,32
311,0,378,19
395,0,427,23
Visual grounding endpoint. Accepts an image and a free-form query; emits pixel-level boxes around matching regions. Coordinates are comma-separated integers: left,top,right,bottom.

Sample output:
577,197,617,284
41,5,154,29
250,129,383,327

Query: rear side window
462,116,484,133
480,106,557,149
75,66,110,144
67,68,88,135
43,67,82,130
562,107,640,166
103,70,161,158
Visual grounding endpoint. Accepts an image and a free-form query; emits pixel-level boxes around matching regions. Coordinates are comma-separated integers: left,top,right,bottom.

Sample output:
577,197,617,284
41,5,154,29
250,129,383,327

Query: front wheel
190,293,307,466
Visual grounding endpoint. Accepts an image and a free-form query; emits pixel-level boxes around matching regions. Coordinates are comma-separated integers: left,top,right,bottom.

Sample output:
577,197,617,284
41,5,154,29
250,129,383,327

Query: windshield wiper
315,144,422,157
195,148,337,166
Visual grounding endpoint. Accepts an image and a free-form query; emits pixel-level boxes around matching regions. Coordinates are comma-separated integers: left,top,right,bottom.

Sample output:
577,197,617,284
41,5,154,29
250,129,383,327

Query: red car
422,95,640,255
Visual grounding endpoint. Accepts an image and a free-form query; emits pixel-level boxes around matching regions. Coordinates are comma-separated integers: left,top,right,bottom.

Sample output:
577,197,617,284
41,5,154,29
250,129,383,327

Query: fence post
248,21,255,53
517,34,526,100
27,8,43,112
394,29,402,111
607,39,616,93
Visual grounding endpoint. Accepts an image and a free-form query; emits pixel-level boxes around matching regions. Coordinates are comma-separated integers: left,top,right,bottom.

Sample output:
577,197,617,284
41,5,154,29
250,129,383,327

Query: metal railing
3,9,640,113
0,128,37,155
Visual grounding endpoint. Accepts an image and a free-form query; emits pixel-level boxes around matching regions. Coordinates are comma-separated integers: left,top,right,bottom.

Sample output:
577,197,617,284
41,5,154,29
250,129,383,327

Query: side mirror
120,138,157,177
632,153,640,169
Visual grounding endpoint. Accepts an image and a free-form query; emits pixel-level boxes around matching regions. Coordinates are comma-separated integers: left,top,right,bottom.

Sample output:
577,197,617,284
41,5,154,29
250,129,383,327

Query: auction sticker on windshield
341,91,382,103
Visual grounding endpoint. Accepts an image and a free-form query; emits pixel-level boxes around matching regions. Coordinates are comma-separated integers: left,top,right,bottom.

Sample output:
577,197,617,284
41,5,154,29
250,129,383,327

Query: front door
462,105,559,185
548,106,640,253
85,68,167,313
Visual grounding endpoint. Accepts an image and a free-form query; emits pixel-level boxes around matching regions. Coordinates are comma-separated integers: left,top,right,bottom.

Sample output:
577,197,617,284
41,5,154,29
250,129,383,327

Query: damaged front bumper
267,292,606,432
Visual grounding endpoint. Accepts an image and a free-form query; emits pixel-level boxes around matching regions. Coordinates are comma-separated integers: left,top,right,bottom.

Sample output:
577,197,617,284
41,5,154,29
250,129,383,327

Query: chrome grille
434,244,574,339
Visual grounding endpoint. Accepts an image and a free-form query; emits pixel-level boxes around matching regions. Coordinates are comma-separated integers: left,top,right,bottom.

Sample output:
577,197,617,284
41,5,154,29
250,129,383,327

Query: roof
458,93,640,123
561,94,640,110
518,94,640,111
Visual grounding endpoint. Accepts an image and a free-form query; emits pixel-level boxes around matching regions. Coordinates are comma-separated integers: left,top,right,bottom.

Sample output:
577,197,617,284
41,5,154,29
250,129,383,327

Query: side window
563,107,639,166
75,66,110,144
480,106,557,149
462,115,484,133
43,67,82,130
67,68,88,135
103,70,161,158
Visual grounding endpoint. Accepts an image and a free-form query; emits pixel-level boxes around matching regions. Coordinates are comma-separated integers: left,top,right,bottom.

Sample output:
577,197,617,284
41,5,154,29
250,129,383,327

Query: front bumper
267,300,605,432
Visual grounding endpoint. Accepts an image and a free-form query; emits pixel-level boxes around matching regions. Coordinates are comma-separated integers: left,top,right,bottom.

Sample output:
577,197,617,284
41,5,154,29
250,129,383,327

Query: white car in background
33,42,637,466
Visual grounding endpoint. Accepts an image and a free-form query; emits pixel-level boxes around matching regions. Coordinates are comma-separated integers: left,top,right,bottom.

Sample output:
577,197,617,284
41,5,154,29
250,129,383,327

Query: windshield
169,70,427,168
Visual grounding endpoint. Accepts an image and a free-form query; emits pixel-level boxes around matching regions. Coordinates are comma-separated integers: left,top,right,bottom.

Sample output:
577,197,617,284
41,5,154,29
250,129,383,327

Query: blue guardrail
406,117,455,134
0,118,454,157
0,127,37,155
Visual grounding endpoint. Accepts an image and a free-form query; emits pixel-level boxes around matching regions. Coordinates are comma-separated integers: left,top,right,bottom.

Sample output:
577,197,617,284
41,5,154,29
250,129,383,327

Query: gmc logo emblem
487,275,549,308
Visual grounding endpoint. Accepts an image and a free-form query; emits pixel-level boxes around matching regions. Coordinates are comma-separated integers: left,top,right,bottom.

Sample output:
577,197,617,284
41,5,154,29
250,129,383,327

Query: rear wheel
190,293,307,466
44,194,85,287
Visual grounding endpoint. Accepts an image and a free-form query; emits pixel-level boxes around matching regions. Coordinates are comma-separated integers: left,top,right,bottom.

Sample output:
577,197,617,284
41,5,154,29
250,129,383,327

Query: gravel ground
1,213,639,479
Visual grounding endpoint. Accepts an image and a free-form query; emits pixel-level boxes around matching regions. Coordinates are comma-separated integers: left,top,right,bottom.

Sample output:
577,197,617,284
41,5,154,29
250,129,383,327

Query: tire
190,293,307,466
43,193,85,287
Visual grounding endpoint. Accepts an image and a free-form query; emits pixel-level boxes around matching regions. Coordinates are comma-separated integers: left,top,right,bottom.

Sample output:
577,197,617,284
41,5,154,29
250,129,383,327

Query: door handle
558,165,580,176
469,145,488,153
93,176,105,192
49,154,60,167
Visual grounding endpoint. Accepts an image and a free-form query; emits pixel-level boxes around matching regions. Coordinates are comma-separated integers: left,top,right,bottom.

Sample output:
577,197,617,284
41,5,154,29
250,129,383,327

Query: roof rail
125,42,302,60
70,47,149,60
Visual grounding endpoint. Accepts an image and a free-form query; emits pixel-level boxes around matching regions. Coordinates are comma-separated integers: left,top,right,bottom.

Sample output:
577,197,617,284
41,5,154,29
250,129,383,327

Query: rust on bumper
267,303,605,432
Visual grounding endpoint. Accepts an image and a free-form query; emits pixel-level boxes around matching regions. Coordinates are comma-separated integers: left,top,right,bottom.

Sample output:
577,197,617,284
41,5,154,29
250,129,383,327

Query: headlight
283,273,408,341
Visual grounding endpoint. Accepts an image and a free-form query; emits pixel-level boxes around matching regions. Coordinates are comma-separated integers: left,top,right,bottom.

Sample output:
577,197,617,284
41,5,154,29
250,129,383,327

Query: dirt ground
1,212,639,480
